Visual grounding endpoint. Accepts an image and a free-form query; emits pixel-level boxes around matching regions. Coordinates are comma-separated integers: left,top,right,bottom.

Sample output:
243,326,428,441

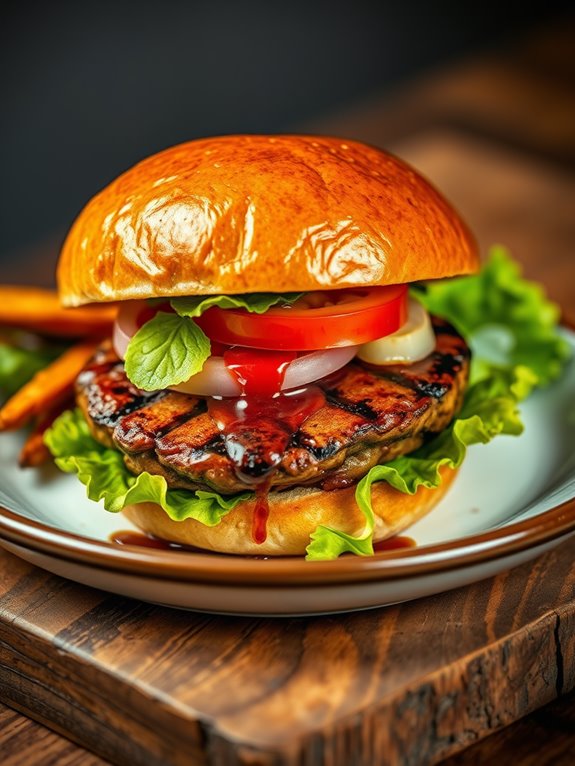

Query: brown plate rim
0,323,573,588
0,493,574,587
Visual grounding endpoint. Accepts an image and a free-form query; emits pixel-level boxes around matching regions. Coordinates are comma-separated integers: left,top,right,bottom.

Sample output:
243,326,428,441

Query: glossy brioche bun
58,135,478,307
121,467,457,556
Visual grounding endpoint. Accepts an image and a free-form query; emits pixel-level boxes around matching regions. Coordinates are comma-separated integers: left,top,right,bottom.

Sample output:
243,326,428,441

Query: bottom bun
122,468,457,556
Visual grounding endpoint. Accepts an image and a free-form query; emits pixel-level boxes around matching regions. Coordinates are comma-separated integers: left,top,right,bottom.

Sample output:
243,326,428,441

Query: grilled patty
76,317,470,495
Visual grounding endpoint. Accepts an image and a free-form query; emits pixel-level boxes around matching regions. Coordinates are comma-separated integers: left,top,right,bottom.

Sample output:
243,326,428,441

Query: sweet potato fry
0,339,98,431
19,430,52,467
0,285,116,337
18,397,74,467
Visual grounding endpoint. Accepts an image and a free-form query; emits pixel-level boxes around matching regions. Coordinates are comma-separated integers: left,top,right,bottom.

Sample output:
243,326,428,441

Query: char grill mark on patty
76,317,470,494
374,318,470,400
114,392,204,452
76,344,163,432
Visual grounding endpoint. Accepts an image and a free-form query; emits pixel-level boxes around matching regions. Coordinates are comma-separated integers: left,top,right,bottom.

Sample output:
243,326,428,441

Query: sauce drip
252,479,273,544
110,531,270,560
208,347,325,544
224,347,297,397
110,531,201,551
111,531,417,558
208,386,325,484
373,535,416,552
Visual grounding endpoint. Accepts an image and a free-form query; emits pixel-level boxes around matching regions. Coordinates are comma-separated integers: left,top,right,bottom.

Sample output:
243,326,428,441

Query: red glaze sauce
110,531,268,559
208,386,325,484
252,479,273,544
111,531,417,558
223,347,297,397
373,535,416,552
110,531,201,551
208,347,325,544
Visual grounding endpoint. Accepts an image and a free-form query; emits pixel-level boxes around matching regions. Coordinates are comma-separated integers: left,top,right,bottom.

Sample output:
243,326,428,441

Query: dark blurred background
1,0,572,282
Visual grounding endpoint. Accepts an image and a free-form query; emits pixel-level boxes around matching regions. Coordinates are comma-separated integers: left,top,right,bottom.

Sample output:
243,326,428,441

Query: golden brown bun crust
122,468,457,556
58,135,478,306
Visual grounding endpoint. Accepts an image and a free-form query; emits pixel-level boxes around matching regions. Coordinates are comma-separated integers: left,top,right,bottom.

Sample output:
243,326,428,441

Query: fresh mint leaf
124,312,211,391
123,293,303,391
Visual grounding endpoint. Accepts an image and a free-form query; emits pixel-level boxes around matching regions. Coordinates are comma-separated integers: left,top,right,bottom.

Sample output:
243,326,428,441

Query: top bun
58,135,478,306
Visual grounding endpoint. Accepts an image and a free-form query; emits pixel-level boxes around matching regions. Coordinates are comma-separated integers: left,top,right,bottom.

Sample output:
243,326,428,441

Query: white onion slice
356,298,435,365
169,346,358,396
113,317,133,360
113,300,149,359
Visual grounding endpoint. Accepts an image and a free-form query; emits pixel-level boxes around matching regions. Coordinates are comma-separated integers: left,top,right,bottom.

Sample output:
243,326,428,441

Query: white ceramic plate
0,328,574,616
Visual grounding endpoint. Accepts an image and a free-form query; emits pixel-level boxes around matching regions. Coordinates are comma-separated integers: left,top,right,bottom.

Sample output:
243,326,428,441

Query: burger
52,134,481,558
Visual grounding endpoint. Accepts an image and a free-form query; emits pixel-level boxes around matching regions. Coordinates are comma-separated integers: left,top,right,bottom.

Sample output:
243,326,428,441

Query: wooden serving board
0,537,574,766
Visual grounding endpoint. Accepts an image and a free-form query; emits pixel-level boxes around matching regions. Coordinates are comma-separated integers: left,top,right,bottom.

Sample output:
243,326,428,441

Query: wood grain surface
0,702,110,766
0,536,574,766
1,15,575,766
440,690,575,766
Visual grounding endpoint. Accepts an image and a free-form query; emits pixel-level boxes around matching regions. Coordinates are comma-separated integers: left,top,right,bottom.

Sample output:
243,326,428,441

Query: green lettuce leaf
412,245,571,397
171,292,303,317
44,409,250,524
306,507,376,561
305,247,570,561
0,341,62,401
124,311,211,391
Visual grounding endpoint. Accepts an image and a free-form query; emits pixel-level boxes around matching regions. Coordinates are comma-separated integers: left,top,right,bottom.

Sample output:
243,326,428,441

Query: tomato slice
194,286,408,350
